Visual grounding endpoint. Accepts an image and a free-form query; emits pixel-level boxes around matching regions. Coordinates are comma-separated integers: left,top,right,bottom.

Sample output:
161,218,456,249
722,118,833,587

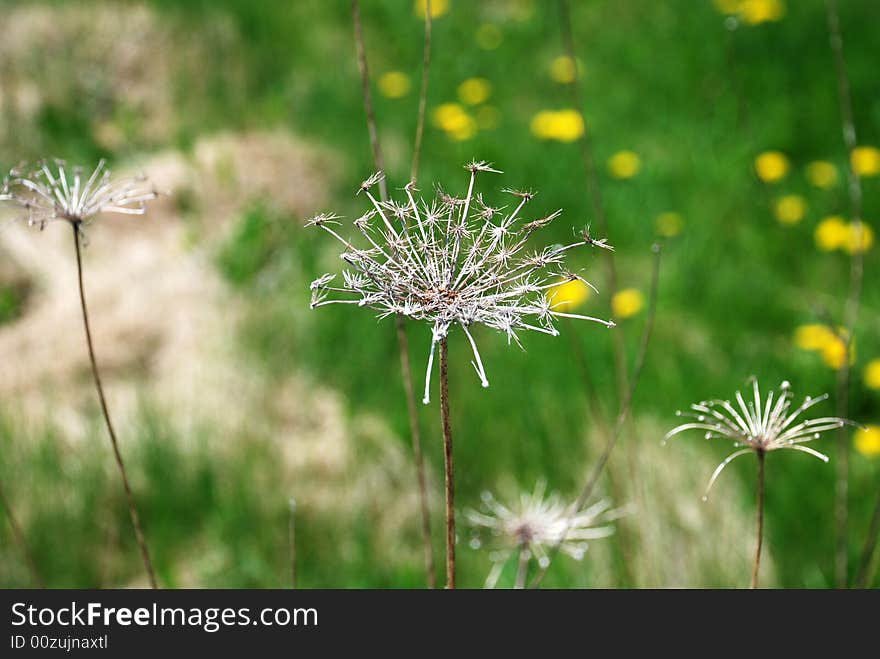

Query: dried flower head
308,162,614,403
466,482,630,588
665,378,856,499
0,159,158,231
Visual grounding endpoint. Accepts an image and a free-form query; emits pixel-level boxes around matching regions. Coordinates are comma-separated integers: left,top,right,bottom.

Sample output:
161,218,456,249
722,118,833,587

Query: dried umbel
665,378,853,499
466,482,629,588
0,159,158,231
309,162,614,403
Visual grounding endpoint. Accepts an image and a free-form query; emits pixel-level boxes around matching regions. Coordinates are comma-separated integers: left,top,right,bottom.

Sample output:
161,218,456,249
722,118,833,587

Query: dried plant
665,378,856,588
467,482,629,588
309,163,613,587
1,159,159,588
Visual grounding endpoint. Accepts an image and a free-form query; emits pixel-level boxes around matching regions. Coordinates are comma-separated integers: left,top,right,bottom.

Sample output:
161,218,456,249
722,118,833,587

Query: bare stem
825,0,864,589
410,0,432,183
557,0,628,403
352,0,387,200
73,224,157,589
0,481,44,587
439,338,455,589
856,488,880,588
352,0,437,588
288,498,297,589
514,544,528,590
530,244,662,588
751,450,765,589
396,316,436,588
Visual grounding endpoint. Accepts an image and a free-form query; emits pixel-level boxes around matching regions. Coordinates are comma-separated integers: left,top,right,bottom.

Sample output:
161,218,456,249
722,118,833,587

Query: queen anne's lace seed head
308,162,614,404
466,482,630,588
0,159,159,232
665,378,858,500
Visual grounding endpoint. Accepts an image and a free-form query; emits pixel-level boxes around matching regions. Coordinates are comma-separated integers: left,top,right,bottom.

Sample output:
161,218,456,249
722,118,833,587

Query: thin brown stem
514,544,528,590
751,450,765,589
0,481,44,587
352,0,387,200
410,0,432,183
856,488,880,588
530,244,662,588
352,1,437,588
825,0,864,589
439,338,455,589
557,0,627,403
396,316,436,588
288,498,297,589
73,224,157,589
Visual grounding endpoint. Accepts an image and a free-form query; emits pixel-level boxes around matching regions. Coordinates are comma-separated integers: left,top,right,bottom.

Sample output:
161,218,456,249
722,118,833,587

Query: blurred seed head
466,481,631,588
0,159,159,231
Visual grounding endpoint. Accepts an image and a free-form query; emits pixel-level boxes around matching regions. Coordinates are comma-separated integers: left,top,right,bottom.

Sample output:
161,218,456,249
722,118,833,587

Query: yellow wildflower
755,151,789,182
612,289,644,319
814,216,848,251
794,324,835,351
805,160,838,188
820,333,853,370
530,110,584,142
549,56,580,84
414,0,448,19
774,194,806,225
851,146,880,177
547,278,592,312
855,426,880,458
608,151,641,179
864,359,880,390
475,23,502,50
844,222,874,255
432,103,476,141
457,78,491,106
655,212,684,237
378,71,411,99
738,0,786,24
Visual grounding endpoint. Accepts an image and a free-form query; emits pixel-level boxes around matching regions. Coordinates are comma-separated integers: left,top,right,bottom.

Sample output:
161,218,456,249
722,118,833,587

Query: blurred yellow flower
851,146,880,177
814,216,848,251
855,426,880,458
794,324,835,351
377,71,411,99
475,23,502,50
805,160,838,188
864,359,880,390
549,55,580,84
457,78,491,106
655,212,684,237
608,151,641,179
738,0,785,24
530,109,584,142
415,0,448,19
547,278,592,312
774,194,806,225
844,221,874,255
432,103,476,141
821,333,853,370
612,289,644,319
475,105,500,130
754,151,789,182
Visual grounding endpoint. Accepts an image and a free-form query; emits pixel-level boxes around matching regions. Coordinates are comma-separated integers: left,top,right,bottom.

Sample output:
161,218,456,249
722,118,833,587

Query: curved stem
410,0,432,183
751,450,765,589
73,224,157,589
439,338,455,588
396,316,436,588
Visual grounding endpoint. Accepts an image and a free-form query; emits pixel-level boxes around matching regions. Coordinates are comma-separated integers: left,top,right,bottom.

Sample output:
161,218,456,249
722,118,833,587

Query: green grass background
1,0,878,588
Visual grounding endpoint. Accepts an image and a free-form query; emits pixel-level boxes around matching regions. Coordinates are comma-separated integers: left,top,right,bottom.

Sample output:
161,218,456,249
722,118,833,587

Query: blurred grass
1,0,879,587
